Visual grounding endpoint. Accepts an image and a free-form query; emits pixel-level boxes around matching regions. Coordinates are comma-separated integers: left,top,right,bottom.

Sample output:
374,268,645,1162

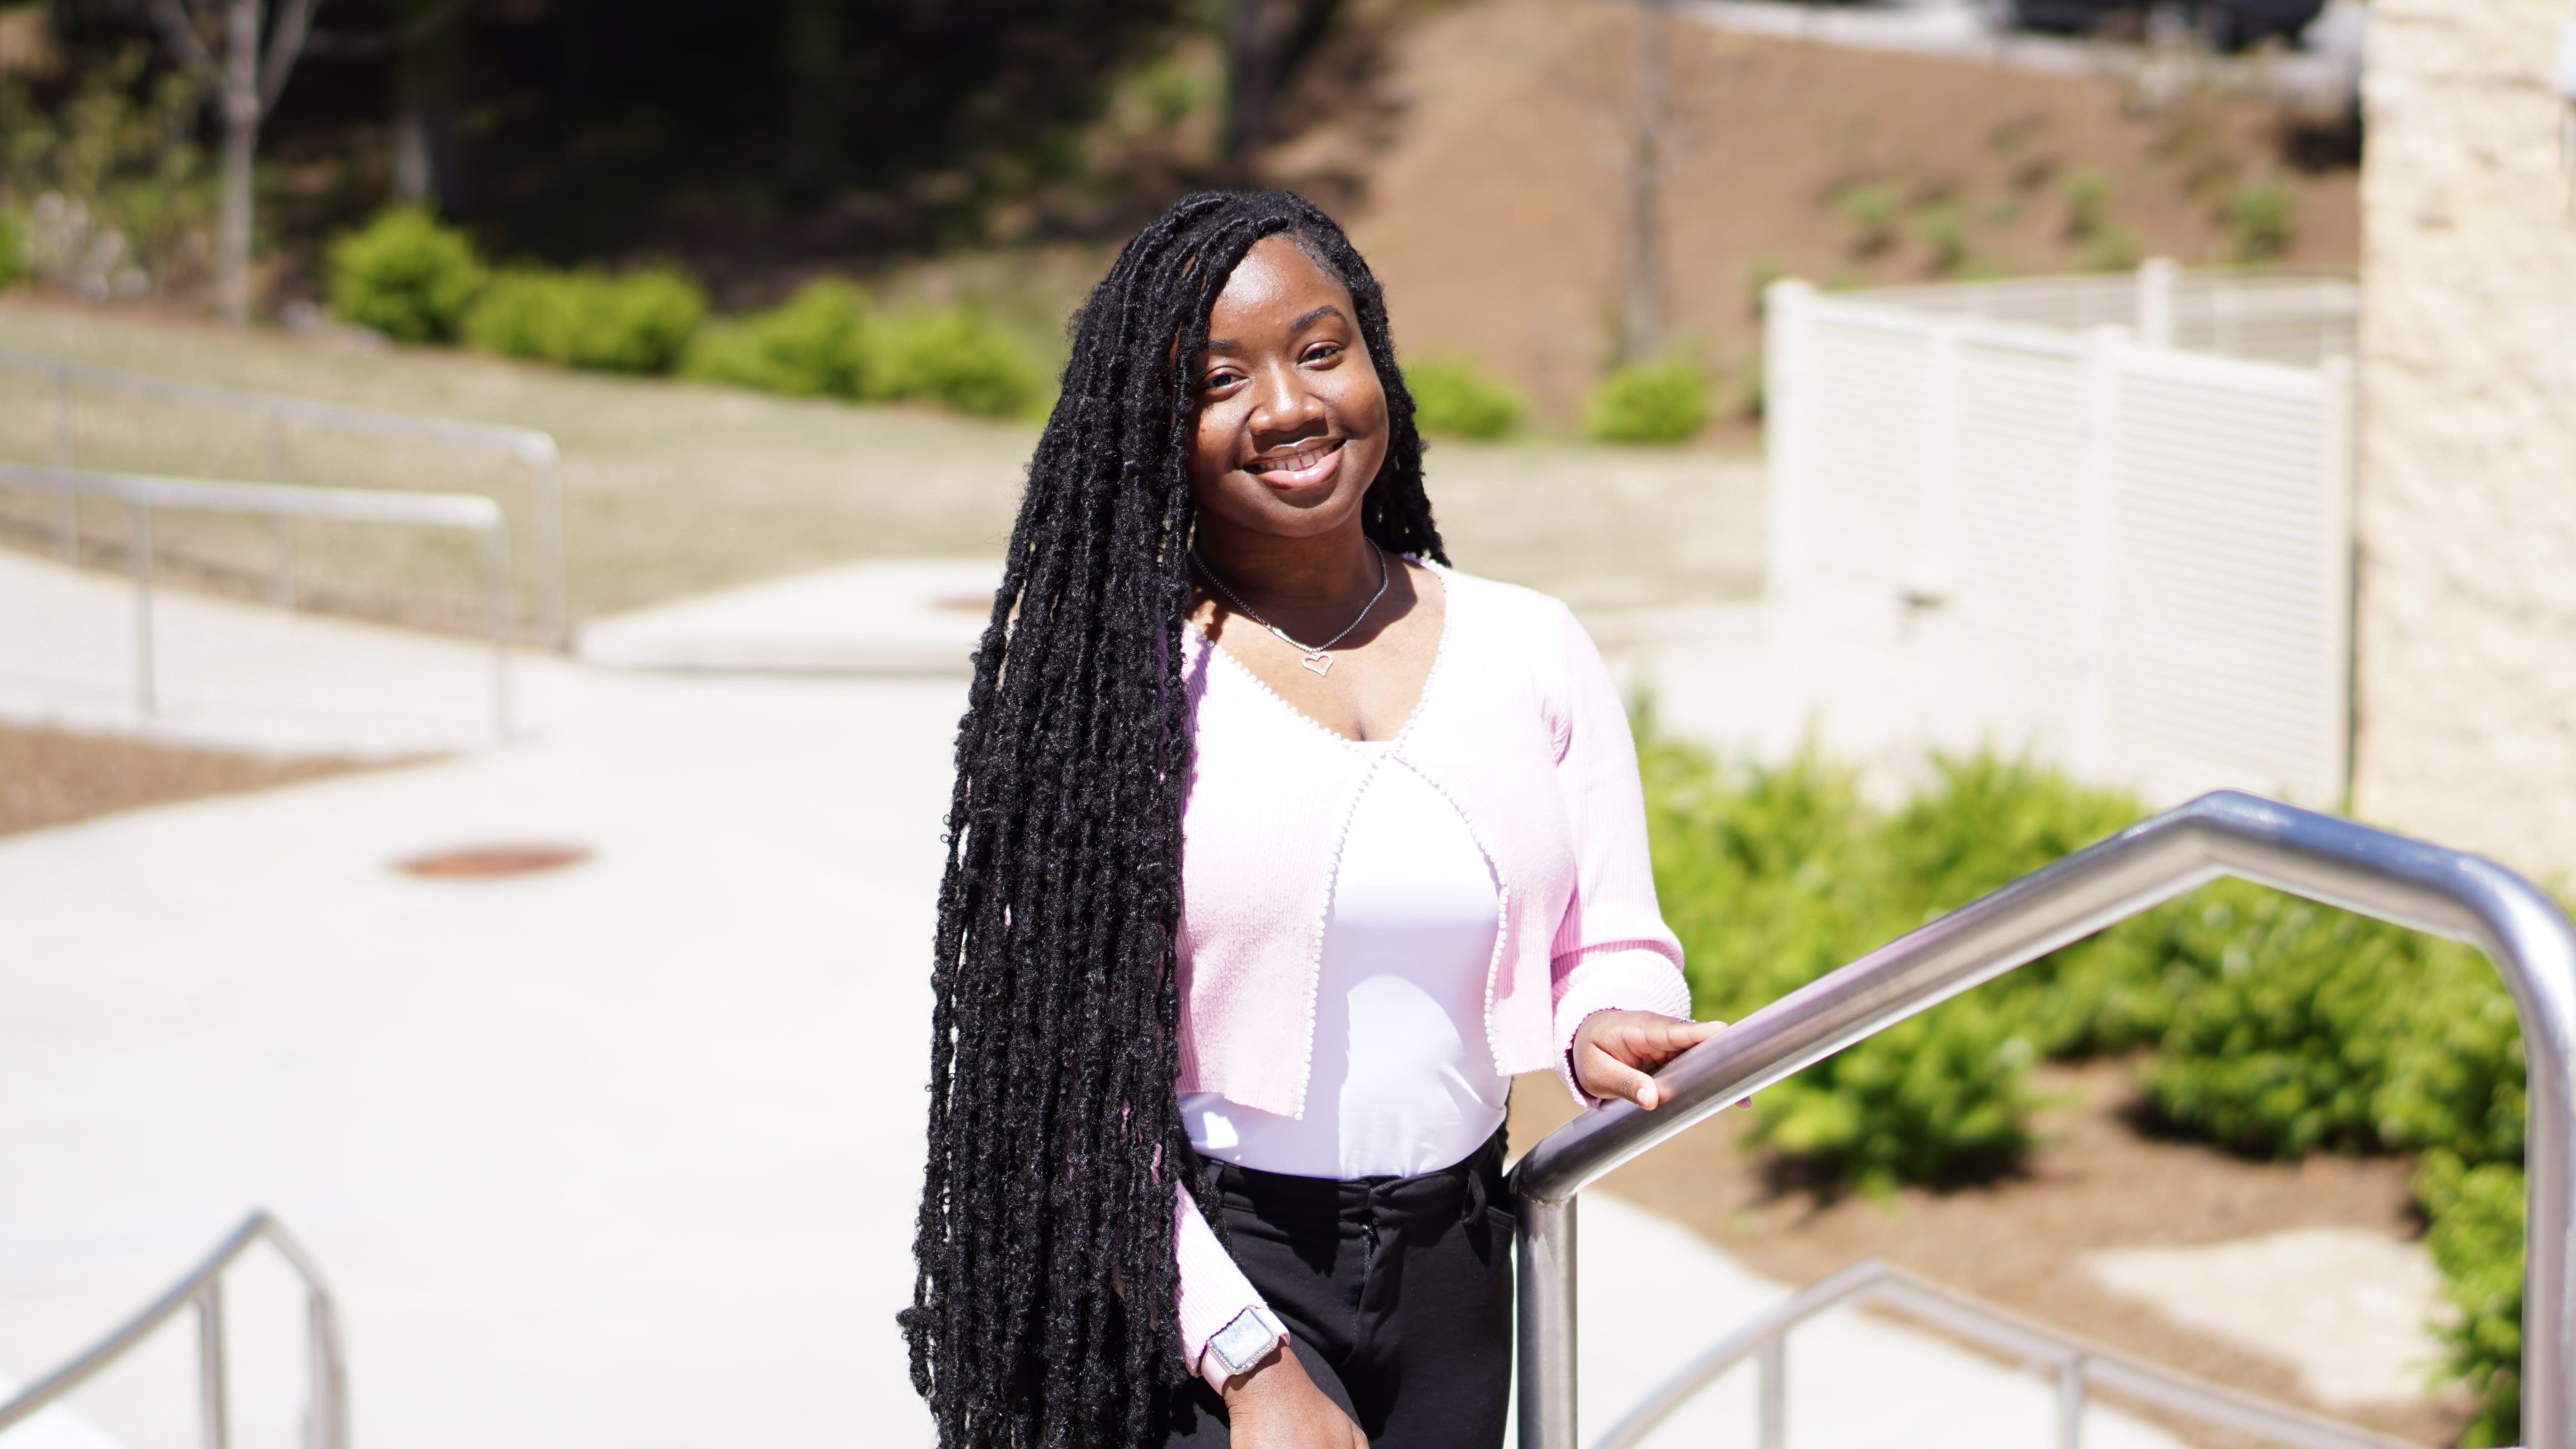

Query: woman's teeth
1249,442,1338,475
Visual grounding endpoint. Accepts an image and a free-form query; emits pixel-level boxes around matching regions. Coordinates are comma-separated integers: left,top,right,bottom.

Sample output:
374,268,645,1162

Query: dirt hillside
1267,0,2358,423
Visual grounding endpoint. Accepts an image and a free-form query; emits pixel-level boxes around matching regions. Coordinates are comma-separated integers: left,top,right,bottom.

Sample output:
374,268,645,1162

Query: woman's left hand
1571,1011,1727,1110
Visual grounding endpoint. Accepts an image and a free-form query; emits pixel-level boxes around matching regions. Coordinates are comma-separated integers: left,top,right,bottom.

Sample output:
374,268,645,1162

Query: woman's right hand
1221,1342,1368,1449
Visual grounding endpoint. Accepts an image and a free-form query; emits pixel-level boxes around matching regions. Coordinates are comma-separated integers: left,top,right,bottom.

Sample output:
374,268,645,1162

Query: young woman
905,191,1719,1449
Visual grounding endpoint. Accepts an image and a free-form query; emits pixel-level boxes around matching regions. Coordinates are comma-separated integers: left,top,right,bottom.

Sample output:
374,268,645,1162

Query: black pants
1164,1131,1516,1449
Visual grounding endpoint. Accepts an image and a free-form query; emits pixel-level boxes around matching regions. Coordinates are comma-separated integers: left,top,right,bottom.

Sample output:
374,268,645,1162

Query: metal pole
52,365,78,563
1756,1337,1786,1449
305,1288,347,1449
2055,1356,2085,1449
1517,1194,1577,1449
532,451,565,649
482,523,513,742
129,503,156,718
195,1281,230,1449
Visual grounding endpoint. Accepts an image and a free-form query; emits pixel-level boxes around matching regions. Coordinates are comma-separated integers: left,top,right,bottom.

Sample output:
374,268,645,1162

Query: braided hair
904,191,1447,1449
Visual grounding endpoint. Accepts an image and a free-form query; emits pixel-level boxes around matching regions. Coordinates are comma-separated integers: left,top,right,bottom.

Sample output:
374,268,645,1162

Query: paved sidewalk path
0,558,2190,1449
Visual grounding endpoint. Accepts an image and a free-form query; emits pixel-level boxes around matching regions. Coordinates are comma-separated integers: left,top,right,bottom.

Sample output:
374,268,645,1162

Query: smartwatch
1206,1304,1290,1380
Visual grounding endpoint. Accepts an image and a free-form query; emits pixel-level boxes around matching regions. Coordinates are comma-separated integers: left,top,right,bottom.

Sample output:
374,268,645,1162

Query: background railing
1592,1257,2419,1449
0,347,566,647
0,461,514,740
0,1209,348,1449
1510,789,2576,1449
1853,259,2359,367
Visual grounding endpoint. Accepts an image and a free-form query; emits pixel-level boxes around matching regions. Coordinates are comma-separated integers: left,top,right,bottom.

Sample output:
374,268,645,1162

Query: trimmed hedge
684,279,871,398
1407,358,1525,440
325,208,486,343
464,266,705,374
866,306,1044,419
1586,361,1710,444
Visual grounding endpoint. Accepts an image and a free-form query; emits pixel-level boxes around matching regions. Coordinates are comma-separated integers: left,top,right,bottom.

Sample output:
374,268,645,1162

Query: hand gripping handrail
1509,789,2576,1449
0,1209,349,1449
1592,1257,2418,1449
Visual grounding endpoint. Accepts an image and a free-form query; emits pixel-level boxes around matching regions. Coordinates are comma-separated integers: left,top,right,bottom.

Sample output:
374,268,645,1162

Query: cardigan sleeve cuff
1553,944,1695,1107
1174,1183,1282,1391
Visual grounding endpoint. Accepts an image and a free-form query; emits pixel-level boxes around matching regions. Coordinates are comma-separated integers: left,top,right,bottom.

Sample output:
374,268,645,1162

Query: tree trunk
216,0,261,325
1623,0,1671,364
1223,0,1274,172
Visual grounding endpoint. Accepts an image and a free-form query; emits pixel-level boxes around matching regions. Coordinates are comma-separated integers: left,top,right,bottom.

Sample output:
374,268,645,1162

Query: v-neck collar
1184,559,1457,748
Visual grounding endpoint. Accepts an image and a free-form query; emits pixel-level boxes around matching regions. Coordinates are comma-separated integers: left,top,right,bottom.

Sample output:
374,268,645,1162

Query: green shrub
1585,361,1709,444
2078,224,2141,274
2135,886,2514,1160
0,209,20,289
2060,168,2110,240
2223,175,2299,264
464,265,705,374
324,208,486,343
1750,1000,2039,1194
1644,740,2144,1191
866,306,1044,418
1911,200,1971,276
1406,358,1524,440
2419,1151,2523,1447
685,279,871,398
1833,182,1905,257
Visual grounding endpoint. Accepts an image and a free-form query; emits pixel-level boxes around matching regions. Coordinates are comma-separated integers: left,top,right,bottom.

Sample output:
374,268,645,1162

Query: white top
1182,745,1509,1179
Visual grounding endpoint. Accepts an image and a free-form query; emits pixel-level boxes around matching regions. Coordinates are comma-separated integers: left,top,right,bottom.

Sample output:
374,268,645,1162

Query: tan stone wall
2354,0,2576,879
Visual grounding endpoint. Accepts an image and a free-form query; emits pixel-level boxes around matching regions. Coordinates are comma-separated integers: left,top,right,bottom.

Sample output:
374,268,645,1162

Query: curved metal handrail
1,345,567,646
0,461,516,741
0,1209,348,1449
1510,789,2576,1449
1592,1257,2419,1449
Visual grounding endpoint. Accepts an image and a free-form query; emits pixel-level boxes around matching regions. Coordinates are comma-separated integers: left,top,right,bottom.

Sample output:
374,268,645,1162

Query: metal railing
1,347,566,646
0,1209,348,1449
1512,789,2576,1449
1593,1257,2418,1449
0,461,514,741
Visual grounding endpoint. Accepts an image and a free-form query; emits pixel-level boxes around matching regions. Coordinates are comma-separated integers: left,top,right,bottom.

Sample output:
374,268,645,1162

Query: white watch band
1206,1304,1289,1378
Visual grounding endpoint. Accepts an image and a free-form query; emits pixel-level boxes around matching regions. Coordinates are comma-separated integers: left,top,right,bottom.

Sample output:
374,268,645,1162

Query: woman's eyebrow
1203,305,1349,355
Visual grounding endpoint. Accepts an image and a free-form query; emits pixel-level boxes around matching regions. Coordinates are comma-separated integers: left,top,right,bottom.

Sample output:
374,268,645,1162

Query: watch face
1211,1310,1276,1372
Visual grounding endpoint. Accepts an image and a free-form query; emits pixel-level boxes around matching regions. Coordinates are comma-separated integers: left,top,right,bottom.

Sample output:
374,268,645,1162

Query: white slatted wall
1765,280,2353,806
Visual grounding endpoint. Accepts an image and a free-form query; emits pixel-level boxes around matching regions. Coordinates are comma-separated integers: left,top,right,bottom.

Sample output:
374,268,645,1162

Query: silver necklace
1193,545,1390,677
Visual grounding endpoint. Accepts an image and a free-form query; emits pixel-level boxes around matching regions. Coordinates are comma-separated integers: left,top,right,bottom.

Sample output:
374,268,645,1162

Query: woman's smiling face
1186,234,1391,540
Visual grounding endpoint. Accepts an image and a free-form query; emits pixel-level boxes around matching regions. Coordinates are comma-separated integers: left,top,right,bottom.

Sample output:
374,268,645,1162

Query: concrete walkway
0,553,2194,1449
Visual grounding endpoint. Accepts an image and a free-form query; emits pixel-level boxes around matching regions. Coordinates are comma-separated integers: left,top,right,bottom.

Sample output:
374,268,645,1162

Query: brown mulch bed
1510,1058,2469,1448
0,721,374,837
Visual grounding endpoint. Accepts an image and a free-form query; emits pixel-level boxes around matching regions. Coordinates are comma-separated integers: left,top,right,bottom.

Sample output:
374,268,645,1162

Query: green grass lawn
0,296,1764,635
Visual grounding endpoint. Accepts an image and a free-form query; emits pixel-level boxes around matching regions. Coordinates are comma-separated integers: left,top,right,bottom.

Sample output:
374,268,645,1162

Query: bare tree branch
259,0,327,113
147,0,223,89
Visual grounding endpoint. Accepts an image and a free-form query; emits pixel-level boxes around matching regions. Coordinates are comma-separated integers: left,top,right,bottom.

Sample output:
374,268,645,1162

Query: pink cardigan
1170,564,1692,1384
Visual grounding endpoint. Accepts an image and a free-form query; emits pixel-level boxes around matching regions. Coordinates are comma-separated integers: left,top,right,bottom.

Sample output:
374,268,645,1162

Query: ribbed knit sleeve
1543,601,1694,1104
1174,1184,1273,1391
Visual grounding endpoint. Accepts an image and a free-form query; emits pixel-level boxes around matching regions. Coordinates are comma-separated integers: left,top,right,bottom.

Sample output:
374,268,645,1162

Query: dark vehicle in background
2002,0,2327,49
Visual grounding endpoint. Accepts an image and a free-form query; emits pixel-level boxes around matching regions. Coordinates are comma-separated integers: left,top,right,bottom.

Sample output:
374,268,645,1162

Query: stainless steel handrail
0,461,514,741
1511,789,2576,1449
1592,1257,2419,1449
0,1209,349,1449
1,346,566,646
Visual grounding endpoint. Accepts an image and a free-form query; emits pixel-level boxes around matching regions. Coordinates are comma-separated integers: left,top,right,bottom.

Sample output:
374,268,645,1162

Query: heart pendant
1301,652,1332,676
